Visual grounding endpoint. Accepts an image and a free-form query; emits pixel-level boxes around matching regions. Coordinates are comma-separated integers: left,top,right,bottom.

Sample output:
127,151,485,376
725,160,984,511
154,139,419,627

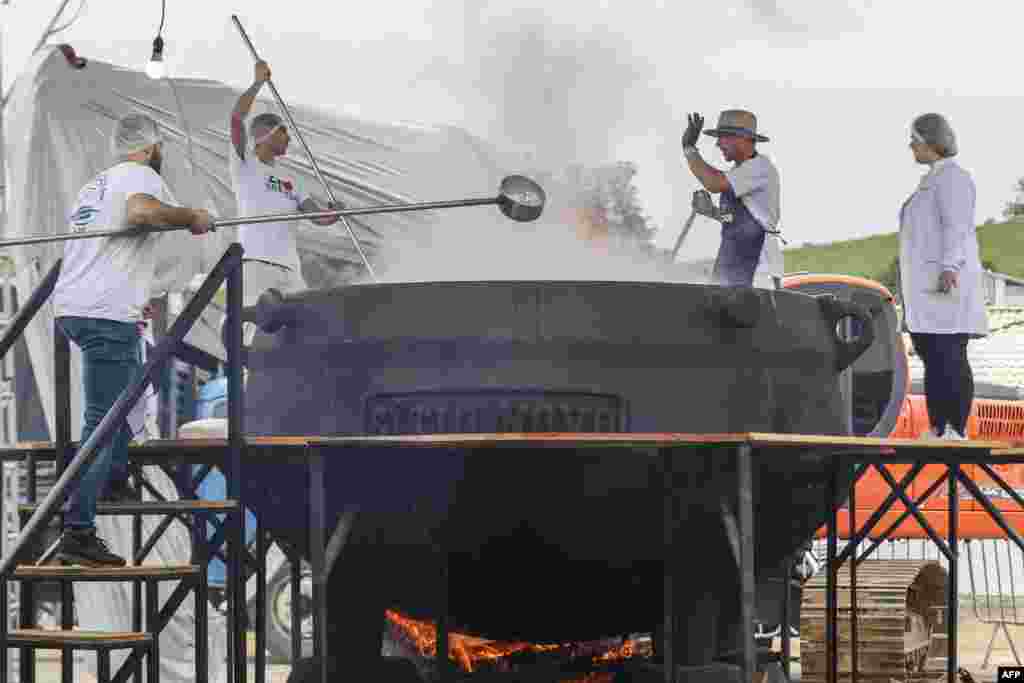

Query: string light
145,0,166,79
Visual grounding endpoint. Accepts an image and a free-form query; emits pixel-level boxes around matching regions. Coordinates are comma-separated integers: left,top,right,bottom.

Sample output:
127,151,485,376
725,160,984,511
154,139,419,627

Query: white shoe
941,425,967,441
918,426,943,440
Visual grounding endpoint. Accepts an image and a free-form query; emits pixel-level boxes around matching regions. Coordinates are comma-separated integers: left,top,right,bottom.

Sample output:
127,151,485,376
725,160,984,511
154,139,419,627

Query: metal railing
0,260,62,363
966,539,1024,668
0,243,248,683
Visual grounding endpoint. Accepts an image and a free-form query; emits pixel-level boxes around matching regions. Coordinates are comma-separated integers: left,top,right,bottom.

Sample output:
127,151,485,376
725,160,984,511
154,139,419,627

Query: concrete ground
783,607,1024,683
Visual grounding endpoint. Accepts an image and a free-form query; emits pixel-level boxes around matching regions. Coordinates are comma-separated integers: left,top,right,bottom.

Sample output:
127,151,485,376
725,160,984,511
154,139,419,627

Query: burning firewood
385,609,651,680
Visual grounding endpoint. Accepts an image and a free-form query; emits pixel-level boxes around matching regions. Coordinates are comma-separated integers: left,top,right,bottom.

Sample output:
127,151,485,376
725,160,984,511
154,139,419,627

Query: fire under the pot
384,609,653,680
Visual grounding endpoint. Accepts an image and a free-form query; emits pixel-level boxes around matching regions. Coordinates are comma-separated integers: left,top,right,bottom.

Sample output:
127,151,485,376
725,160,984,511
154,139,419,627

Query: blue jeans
57,316,140,530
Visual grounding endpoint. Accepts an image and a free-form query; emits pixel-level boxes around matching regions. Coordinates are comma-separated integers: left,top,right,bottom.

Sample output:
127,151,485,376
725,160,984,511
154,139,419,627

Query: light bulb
145,58,165,80
145,35,165,80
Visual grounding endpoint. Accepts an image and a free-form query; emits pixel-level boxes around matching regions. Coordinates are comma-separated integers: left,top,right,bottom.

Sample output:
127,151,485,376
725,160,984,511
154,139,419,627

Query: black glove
681,113,704,149
692,189,718,219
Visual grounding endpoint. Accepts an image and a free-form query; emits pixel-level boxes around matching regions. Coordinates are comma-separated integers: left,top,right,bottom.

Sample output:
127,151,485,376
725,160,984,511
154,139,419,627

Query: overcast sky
3,0,1024,261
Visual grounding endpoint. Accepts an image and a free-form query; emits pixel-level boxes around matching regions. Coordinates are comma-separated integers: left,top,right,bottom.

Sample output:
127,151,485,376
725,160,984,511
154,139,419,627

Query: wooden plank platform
19,500,237,516
6,629,151,647
309,432,1005,450
0,433,1007,467
14,563,199,579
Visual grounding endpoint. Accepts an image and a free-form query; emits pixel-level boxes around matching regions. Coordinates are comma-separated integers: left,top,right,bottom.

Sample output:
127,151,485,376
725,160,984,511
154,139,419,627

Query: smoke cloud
421,4,652,171
739,0,868,34
365,3,709,285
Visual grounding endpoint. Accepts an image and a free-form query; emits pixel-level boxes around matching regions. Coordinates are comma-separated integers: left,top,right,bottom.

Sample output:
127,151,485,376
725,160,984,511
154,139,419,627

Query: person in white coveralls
899,112,989,440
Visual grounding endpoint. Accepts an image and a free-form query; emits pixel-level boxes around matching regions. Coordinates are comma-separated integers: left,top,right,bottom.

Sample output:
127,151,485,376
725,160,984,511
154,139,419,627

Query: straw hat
703,109,769,142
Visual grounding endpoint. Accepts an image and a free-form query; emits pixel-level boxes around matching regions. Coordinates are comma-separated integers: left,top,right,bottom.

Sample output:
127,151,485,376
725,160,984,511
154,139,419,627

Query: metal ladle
0,176,547,249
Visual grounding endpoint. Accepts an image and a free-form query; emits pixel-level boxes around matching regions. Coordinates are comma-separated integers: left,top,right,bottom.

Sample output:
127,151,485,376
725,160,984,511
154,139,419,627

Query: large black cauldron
239,281,874,667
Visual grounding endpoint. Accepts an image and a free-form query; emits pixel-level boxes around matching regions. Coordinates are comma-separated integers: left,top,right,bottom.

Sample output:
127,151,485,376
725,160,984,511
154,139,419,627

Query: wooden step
14,563,199,580
0,436,312,460
5,629,152,648
19,500,237,516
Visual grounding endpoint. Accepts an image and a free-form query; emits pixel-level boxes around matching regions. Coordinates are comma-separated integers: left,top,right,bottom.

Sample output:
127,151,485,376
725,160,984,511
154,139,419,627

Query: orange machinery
782,273,1024,540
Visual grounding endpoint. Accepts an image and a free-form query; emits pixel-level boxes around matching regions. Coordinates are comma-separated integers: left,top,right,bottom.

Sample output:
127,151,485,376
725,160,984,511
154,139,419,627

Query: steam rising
365,5,709,286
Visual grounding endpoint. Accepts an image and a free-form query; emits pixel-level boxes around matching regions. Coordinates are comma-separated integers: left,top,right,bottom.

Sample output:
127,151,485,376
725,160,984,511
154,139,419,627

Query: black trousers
909,332,974,435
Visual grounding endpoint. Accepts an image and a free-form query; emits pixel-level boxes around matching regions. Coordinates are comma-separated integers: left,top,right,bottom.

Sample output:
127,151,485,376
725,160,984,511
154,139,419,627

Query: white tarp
1,43,707,682
1,43,517,440
1,43,520,683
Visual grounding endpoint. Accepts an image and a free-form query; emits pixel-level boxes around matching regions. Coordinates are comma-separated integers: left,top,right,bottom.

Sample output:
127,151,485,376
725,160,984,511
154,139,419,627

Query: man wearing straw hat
681,109,782,287
229,59,342,314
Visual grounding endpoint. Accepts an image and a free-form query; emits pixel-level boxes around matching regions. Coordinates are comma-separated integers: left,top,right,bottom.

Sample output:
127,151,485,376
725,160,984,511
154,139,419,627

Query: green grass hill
784,219,1024,282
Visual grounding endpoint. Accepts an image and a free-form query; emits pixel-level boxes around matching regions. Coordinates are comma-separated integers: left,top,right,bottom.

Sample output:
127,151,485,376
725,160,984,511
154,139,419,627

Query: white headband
253,123,284,146
911,128,927,144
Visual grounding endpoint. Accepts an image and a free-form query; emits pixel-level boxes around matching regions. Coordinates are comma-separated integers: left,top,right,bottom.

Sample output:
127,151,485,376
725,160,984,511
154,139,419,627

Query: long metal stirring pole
670,209,697,261
230,14,378,282
0,195,499,250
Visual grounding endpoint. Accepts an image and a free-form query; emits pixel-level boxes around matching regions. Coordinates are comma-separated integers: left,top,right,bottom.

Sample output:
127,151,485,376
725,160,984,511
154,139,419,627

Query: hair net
250,112,284,146
111,113,162,159
912,113,957,158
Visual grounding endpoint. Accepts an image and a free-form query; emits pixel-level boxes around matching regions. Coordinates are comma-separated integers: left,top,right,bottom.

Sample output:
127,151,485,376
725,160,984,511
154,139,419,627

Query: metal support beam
323,506,359,580
836,463,925,566
660,447,676,683
225,251,246,683
948,463,959,683
0,260,60,362
255,522,266,683
736,444,756,683
849,471,858,683
435,545,452,683
826,461,838,683
53,322,73,683
874,464,951,560
855,471,948,567
307,453,326,683
781,569,791,681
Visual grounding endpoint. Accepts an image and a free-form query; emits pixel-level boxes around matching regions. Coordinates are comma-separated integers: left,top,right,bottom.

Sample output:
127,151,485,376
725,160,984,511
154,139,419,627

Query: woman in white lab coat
899,113,989,440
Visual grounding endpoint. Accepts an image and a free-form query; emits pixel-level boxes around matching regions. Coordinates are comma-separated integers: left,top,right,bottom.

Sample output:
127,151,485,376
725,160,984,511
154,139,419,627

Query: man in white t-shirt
229,60,342,312
49,113,213,566
680,109,782,288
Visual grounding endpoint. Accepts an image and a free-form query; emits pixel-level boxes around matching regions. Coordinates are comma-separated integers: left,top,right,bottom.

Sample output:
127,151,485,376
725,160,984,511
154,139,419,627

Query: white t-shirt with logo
229,149,308,273
52,162,174,323
725,154,783,285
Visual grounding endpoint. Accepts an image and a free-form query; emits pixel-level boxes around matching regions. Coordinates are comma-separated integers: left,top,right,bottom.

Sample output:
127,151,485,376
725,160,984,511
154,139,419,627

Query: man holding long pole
229,59,341,314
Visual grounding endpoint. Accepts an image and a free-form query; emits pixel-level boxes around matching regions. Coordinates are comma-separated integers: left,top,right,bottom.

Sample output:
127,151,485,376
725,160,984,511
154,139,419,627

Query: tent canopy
0,45,519,438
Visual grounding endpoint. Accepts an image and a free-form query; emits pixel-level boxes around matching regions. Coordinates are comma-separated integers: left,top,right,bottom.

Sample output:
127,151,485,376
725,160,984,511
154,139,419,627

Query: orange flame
384,609,648,676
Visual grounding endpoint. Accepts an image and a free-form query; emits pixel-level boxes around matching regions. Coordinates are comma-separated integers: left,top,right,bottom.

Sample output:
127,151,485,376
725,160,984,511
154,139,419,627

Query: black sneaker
100,476,140,503
51,528,126,567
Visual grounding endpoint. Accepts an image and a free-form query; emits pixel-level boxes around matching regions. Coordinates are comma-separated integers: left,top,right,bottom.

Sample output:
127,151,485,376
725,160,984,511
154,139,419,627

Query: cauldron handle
816,294,875,373
221,288,295,356
241,288,294,333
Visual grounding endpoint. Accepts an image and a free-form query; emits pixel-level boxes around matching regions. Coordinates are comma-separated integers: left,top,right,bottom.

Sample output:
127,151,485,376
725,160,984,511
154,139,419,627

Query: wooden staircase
1,457,246,683
0,245,267,683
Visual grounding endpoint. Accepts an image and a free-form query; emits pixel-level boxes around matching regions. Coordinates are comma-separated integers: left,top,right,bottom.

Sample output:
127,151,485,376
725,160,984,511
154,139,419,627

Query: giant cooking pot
239,281,873,653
